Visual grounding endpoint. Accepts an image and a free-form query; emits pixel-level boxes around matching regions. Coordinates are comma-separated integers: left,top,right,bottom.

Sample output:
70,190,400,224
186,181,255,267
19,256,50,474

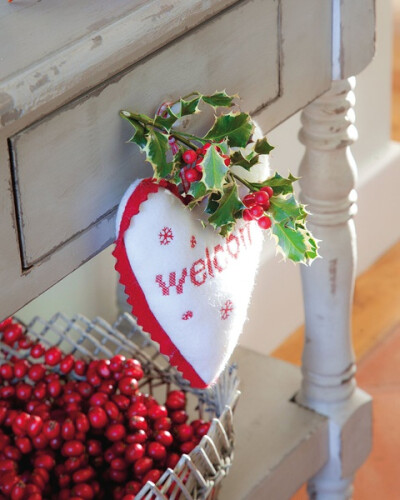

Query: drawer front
9,0,280,270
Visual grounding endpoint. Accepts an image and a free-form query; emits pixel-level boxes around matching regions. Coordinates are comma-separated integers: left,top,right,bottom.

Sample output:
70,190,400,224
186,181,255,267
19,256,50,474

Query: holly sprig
120,91,318,264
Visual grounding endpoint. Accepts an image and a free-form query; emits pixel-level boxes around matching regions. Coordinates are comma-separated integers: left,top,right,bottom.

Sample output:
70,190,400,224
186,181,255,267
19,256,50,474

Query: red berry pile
242,186,274,230
0,318,211,499
180,143,230,189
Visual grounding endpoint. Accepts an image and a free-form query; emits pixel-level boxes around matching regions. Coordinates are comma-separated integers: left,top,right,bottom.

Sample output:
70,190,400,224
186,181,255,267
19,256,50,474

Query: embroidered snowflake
220,300,233,320
182,311,193,321
190,236,197,248
159,227,174,245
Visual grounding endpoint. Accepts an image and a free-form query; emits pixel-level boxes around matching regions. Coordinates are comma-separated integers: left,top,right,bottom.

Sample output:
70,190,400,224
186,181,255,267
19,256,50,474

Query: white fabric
116,185,264,385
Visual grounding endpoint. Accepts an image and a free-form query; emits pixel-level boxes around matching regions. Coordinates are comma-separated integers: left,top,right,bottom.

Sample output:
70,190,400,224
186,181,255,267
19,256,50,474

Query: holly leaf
208,183,245,236
205,192,221,215
269,195,307,224
201,146,229,192
251,172,298,195
188,180,207,200
254,137,274,155
202,91,236,108
272,223,308,263
120,114,148,149
204,112,254,147
153,108,178,132
230,151,260,170
180,97,201,117
144,129,172,178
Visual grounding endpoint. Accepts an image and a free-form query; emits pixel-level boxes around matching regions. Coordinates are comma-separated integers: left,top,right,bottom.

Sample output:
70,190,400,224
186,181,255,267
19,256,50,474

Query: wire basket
1,313,240,499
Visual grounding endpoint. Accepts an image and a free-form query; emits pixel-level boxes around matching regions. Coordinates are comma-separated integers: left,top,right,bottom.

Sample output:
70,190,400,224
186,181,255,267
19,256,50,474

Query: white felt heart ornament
113,179,264,388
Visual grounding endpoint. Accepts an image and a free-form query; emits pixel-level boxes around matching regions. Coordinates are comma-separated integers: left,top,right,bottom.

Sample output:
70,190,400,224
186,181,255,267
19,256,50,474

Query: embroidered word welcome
155,224,253,296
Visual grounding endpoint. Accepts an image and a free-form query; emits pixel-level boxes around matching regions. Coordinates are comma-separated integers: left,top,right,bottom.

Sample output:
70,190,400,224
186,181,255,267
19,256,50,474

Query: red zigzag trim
112,178,208,389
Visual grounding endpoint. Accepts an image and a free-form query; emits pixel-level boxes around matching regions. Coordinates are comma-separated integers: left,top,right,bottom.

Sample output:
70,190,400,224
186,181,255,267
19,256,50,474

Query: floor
274,3,400,496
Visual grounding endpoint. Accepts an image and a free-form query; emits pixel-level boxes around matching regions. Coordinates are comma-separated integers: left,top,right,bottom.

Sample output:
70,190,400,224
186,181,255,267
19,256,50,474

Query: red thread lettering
205,248,214,277
190,259,207,286
213,244,227,272
156,268,188,296
226,234,240,259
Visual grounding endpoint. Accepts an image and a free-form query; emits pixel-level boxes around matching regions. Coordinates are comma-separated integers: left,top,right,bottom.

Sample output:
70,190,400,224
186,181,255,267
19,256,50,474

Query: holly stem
231,172,253,191
120,110,197,150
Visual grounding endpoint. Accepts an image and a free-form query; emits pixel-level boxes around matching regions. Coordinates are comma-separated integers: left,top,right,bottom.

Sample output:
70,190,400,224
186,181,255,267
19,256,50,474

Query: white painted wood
255,0,332,133
297,78,372,498
0,0,241,131
219,347,329,500
332,0,375,80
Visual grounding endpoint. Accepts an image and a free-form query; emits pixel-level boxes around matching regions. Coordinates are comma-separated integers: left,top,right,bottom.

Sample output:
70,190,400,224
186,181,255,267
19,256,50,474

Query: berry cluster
180,143,230,186
0,318,211,499
242,186,274,230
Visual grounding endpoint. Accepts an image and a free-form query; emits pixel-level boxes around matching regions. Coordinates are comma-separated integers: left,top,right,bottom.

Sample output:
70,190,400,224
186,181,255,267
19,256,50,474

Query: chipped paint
144,4,174,21
50,66,60,76
1,108,23,127
29,74,50,93
91,35,103,49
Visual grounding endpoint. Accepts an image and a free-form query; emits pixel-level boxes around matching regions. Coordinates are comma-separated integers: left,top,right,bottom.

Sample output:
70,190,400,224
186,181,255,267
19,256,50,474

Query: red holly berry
88,407,108,429
133,457,153,478
182,150,197,164
166,390,186,410
243,194,256,207
45,346,62,366
261,185,274,197
30,344,45,359
61,440,85,458
28,364,46,382
258,216,272,230
60,355,75,374
184,168,198,183
2,323,24,345
249,204,264,219
254,190,270,206
105,424,126,442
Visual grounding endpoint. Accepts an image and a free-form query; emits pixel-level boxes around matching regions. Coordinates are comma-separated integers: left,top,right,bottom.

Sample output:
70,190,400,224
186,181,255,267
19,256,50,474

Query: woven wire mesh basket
2,312,240,499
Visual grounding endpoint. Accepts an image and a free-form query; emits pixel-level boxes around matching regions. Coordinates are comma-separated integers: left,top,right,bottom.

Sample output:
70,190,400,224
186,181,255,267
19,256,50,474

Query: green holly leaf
208,183,245,236
144,129,172,178
254,137,274,155
120,114,148,149
205,192,221,215
251,172,298,195
153,108,178,132
188,180,207,200
201,146,229,192
180,97,201,117
230,150,260,170
204,112,254,147
269,195,307,224
202,91,236,108
217,139,230,155
272,222,308,263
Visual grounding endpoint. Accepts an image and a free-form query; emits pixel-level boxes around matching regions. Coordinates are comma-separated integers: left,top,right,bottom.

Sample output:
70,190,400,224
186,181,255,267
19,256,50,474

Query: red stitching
155,269,187,296
159,227,174,245
205,247,214,277
190,259,206,286
226,234,240,259
182,311,193,320
220,300,234,320
213,244,227,272
190,236,197,248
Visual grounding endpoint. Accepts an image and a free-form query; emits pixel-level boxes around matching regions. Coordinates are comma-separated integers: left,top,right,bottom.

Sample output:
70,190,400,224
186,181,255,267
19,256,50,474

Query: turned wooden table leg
297,78,372,499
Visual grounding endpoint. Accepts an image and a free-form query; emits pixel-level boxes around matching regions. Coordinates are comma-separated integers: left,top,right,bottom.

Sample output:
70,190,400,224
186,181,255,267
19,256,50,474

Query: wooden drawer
8,0,279,271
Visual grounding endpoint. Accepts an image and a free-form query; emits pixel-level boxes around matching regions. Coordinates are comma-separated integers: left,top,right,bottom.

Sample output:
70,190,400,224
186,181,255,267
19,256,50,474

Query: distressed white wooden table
0,1,375,498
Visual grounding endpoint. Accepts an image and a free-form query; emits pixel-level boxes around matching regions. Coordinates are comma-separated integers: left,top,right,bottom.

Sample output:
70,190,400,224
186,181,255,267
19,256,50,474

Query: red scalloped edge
112,178,208,389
